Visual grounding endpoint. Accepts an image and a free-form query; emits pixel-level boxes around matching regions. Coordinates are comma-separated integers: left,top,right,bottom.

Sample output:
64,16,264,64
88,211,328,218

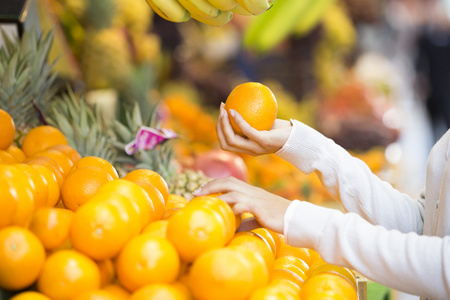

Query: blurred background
3,0,450,298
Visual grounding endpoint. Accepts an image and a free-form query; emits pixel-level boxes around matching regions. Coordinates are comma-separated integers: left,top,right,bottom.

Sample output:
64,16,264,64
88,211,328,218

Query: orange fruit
166,205,228,262
74,289,120,300
16,163,49,209
61,166,114,211
28,164,60,207
270,269,305,290
308,249,321,264
228,231,274,270
130,283,189,300
10,291,51,300
269,278,301,295
163,207,182,220
307,263,357,290
0,165,35,227
90,191,141,238
6,145,26,163
302,291,347,300
0,226,46,290
189,246,255,300
116,234,180,292
274,256,309,276
0,109,16,150
98,179,157,229
70,156,119,179
300,273,357,300
29,208,75,251
0,180,18,229
249,284,300,300
273,262,307,285
32,149,74,177
25,156,65,188
47,144,81,164
277,243,314,266
189,195,236,242
96,259,116,288
21,125,68,157
165,194,188,210
0,150,17,163
134,181,165,220
123,169,169,202
224,82,277,135
142,220,169,238
228,245,269,291
307,257,327,276
70,199,131,260
37,250,101,300
103,284,130,300
251,228,278,258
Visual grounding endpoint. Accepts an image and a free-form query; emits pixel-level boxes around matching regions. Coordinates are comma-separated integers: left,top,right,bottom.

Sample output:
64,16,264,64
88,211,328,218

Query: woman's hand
193,176,291,234
217,103,292,156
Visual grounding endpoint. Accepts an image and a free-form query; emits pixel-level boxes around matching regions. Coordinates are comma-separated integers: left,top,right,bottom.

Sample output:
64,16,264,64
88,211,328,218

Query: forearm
284,201,450,299
277,120,424,233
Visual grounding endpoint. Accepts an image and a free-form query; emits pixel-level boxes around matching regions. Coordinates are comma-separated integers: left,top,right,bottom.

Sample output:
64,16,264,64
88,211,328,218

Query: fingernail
229,109,236,117
220,102,225,109
193,187,201,195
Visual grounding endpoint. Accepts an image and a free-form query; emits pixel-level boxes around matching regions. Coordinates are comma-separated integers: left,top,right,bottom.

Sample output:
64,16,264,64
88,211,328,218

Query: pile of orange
0,108,358,299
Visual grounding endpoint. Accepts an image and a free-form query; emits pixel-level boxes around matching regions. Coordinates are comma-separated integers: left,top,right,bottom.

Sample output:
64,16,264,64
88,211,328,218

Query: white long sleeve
277,120,450,299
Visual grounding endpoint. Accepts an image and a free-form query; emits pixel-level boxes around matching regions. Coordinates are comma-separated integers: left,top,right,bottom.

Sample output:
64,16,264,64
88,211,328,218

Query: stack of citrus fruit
0,108,358,299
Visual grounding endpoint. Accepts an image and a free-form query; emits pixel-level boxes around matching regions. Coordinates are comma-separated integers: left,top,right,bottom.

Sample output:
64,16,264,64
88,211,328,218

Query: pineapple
112,100,177,181
170,169,212,200
114,0,153,37
0,29,57,131
80,0,132,90
48,87,116,162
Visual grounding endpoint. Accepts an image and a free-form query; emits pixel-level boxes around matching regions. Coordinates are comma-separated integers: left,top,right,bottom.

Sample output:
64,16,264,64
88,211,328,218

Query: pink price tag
125,126,178,155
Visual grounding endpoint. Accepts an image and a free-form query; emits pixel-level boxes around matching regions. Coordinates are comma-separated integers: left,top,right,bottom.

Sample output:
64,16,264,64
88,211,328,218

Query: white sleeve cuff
283,200,339,250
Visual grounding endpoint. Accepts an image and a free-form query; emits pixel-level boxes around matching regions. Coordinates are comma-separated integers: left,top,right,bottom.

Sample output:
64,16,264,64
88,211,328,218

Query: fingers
193,176,252,196
228,109,262,141
236,217,261,232
217,107,261,155
273,119,292,129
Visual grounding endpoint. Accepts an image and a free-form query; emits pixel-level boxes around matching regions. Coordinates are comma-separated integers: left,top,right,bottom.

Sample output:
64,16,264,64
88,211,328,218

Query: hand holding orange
224,82,278,136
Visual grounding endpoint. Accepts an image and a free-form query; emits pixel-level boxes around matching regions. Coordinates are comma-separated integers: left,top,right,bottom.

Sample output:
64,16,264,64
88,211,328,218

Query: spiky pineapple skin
81,28,132,90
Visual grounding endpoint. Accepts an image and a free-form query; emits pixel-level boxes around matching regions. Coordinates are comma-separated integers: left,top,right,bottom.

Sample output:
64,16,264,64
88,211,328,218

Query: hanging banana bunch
144,0,276,27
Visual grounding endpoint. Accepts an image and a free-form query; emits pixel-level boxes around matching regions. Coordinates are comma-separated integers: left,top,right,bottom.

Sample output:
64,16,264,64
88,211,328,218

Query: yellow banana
145,0,190,22
231,3,253,15
178,0,220,19
192,10,233,26
236,0,270,15
206,0,239,11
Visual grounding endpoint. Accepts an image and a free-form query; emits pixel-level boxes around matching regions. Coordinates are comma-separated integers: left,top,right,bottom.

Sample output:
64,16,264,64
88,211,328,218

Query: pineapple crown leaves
49,87,116,162
111,100,177,182
0,50,33,127
0,29,58,126
118,63,158,125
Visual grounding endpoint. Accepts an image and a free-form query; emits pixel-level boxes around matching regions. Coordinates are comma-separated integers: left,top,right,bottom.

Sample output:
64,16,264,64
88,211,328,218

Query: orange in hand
224,82,277,136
